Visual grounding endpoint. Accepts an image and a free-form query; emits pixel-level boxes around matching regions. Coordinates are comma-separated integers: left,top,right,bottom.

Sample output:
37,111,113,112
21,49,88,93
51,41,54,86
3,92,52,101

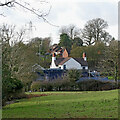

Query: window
83,67,85,70
63,65,66,70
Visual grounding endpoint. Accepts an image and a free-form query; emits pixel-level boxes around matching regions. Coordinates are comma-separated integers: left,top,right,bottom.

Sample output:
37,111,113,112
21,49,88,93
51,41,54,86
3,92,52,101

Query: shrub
77,79,117,91
31,81,53,92
2,77,23,106
68,69,80,83
31,81,41,92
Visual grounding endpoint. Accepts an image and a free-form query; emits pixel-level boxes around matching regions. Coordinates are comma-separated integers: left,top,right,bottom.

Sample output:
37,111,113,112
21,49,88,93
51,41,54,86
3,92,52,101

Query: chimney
50,53,57,68
62,49,68,58
52,53,56,61
83,52,87,61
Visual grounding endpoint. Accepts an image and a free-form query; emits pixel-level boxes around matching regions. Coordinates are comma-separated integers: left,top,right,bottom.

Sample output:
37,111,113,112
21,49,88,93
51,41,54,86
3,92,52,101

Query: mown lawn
2,89,118,118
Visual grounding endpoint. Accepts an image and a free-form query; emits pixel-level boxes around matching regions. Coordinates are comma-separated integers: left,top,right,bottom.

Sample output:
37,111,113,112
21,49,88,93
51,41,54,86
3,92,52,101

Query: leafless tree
81,18,113,46
59,24,80,40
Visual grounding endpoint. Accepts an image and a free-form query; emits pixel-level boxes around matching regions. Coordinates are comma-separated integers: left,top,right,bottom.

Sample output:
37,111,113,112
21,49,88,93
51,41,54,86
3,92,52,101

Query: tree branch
0,0,59,27
0,0,15,7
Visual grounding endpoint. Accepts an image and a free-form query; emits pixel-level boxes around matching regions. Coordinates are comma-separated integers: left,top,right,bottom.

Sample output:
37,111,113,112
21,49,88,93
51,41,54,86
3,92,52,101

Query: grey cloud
76,2,118,26
46,2,117,28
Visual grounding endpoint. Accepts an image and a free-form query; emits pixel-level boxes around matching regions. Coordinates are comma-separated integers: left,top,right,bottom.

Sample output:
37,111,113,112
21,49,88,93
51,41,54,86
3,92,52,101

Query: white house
50,52,88,70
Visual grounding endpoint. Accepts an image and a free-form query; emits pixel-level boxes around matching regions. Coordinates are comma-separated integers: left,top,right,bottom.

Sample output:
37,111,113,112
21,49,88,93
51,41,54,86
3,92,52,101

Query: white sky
0,0,118,44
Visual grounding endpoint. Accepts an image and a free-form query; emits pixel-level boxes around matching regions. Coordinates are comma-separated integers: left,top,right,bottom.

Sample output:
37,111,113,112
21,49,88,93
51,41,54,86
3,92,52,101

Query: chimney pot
83,52,87,61
53,53,56,57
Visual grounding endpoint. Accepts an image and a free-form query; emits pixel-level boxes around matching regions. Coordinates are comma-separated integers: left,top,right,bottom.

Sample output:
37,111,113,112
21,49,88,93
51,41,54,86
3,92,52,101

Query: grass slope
3,90,118,118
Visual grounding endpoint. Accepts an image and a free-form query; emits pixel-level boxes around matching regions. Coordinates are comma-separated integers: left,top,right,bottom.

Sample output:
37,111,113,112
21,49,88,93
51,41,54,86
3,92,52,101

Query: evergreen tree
59,33,72,51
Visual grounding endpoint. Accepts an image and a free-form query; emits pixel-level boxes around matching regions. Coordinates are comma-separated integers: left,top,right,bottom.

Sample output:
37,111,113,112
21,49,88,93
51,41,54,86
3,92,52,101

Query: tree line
59,18,114,51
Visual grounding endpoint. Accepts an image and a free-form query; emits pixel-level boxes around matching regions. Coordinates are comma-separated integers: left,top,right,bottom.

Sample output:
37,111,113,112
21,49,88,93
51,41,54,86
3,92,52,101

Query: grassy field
0,109,2,119
2,89,118,118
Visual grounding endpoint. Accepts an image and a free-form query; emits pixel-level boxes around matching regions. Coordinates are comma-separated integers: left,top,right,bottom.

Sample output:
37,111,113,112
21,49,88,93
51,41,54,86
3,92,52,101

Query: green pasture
3,89,118,118
0,109,2,119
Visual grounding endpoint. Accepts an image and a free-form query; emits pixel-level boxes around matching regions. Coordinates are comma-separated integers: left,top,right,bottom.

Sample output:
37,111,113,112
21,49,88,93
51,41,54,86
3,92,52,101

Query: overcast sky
0,0,118,44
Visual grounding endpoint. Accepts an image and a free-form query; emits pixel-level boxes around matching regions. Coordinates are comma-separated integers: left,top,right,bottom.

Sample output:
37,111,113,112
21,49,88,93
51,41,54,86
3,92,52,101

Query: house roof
54,58,65,66
55,57,88,66
57,48,63,52
73,58,88,66
59,57,71,65
53,46,59,51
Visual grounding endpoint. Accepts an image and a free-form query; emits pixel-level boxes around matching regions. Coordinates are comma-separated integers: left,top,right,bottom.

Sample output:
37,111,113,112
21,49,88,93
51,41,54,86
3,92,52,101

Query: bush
31,79,118,92
68,69,80,83
2,77,23,106
31,81,53,92
77,79,117,91
31,81,41,92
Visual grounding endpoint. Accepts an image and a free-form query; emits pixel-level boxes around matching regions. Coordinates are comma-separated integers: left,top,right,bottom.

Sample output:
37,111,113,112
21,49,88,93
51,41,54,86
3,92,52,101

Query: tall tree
59,24,80,40
0,24,39,92
59,33,72,51
72,37,83,48
98,40,118,82
59,25,83,50
29,37,52,68
40,37,51,55
1,24,23,105
81,18,113,46
10,41,39,91
70,41,106,70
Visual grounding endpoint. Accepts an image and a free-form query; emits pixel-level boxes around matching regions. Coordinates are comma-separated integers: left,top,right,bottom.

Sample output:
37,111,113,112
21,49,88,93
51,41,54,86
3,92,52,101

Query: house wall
59,58,83,70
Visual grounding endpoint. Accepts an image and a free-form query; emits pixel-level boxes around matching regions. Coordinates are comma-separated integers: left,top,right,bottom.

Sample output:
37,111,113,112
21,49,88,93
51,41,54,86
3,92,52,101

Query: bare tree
59,24,80,40
0,24,40,92
81,18,113,46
